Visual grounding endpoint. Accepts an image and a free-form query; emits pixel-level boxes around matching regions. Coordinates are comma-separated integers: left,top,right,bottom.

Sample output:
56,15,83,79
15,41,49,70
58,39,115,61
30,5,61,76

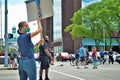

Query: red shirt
93,49,97,57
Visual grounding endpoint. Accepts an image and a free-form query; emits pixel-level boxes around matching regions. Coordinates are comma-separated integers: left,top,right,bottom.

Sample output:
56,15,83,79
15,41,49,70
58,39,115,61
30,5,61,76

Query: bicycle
70,55,80,66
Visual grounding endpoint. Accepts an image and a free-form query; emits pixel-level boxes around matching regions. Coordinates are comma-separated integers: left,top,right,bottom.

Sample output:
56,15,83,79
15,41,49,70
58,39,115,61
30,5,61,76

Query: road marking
51,70,85,80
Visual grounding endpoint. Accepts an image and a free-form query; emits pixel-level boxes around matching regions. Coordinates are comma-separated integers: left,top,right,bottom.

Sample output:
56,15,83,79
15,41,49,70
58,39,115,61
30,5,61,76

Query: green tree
0,44,4,50
34,46,39,53
65,0,120,50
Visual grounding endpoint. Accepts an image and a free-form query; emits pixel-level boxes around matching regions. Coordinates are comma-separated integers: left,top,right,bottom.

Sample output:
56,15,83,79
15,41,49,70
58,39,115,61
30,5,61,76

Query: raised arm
30,17,42,38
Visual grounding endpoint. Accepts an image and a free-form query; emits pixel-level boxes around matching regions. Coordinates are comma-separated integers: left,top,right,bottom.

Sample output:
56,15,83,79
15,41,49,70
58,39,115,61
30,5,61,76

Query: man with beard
38,35,53,80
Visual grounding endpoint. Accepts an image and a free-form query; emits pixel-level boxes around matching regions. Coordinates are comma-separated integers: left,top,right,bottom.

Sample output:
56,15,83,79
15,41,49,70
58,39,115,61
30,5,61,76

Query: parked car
112,51,119,60
56,52,71,61
0,56,10,64
115,54,120,64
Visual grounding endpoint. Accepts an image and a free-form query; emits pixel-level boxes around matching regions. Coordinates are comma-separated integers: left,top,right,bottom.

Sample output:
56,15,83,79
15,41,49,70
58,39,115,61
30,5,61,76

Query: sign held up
25,0,54,22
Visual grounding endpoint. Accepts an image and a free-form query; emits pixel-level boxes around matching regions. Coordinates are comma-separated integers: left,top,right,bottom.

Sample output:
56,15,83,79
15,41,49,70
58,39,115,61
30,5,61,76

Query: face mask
24,27,30,33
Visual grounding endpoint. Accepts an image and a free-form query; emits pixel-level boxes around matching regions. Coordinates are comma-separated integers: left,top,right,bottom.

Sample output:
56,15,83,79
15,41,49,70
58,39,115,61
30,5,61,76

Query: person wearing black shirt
108,49,114,64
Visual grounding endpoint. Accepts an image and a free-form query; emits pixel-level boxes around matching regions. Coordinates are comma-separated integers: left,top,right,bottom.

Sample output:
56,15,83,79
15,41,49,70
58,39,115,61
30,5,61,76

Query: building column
62,0,81,53
42,17,53,48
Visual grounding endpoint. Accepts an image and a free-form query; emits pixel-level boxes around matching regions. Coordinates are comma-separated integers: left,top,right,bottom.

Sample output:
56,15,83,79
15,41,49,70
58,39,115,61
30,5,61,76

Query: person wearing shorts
38,36,53,80
79,45,88,69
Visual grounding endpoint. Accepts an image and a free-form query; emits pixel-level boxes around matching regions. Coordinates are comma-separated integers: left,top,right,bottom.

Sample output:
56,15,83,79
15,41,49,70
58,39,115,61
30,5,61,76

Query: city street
0,0,120,80
0,61,120,80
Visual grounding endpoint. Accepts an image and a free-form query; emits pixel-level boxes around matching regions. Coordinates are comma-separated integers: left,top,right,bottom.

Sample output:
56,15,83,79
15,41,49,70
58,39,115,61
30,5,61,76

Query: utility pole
0,0,2,50
4,0,8,67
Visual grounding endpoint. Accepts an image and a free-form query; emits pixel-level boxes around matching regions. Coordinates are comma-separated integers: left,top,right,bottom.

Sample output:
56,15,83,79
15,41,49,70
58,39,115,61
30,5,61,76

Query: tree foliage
34,46,39,53
64,0,120,48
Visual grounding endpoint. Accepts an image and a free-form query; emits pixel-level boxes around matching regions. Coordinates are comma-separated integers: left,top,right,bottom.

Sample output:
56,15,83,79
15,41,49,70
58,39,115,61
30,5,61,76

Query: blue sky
8,0,24,5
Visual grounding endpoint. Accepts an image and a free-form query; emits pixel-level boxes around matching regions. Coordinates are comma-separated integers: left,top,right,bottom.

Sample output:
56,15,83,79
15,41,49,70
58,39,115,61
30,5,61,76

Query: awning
82,38,120,46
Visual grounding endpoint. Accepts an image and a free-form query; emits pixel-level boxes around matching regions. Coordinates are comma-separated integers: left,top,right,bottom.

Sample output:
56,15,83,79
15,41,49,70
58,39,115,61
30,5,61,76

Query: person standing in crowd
13,49,19,69
9,51,15,69
79,45,88,69
74,50,80,69
108,49,114,64
85,47,89,65
17,17,42,80
99,49,105,65
92,47,98,69
38,36,53,80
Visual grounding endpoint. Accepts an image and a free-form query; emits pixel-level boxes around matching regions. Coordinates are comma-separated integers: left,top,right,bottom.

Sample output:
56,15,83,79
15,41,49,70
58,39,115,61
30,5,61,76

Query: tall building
53,0,62,41
62,0,81,53
51,0,82,53
41,17,53,48
52,0,62,52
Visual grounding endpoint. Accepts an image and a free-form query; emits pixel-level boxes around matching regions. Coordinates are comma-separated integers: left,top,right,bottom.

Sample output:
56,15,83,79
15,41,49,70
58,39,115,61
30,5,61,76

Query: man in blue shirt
99,49,105,65
79,45,88,69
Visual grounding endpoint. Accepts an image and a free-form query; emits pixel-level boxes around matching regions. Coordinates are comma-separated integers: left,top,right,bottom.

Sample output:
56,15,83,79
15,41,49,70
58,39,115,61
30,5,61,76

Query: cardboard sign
25,0,54,22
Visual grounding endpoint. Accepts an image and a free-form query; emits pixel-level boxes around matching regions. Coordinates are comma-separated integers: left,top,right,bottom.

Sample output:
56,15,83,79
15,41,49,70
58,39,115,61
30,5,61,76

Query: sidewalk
0,64,19,80
0,64,17,70
0,61,62,69
0,62,62,80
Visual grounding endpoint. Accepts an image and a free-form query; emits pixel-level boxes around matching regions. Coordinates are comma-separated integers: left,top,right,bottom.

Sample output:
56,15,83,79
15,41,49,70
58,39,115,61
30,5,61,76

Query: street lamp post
4,0,8,67
0,1,2,51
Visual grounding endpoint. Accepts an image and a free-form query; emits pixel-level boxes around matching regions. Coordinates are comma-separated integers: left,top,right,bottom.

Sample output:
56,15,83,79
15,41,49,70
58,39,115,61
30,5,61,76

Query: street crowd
72,45,115,69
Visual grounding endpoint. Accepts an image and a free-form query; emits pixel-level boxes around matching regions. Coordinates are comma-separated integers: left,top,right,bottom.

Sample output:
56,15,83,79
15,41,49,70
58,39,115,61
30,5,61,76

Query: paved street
0,61,120,80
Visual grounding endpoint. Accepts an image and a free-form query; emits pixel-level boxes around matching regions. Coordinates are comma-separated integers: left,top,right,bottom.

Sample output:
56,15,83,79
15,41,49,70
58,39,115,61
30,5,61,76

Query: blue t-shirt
17,33,34,58
79,47,85,57
100,51,105,57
